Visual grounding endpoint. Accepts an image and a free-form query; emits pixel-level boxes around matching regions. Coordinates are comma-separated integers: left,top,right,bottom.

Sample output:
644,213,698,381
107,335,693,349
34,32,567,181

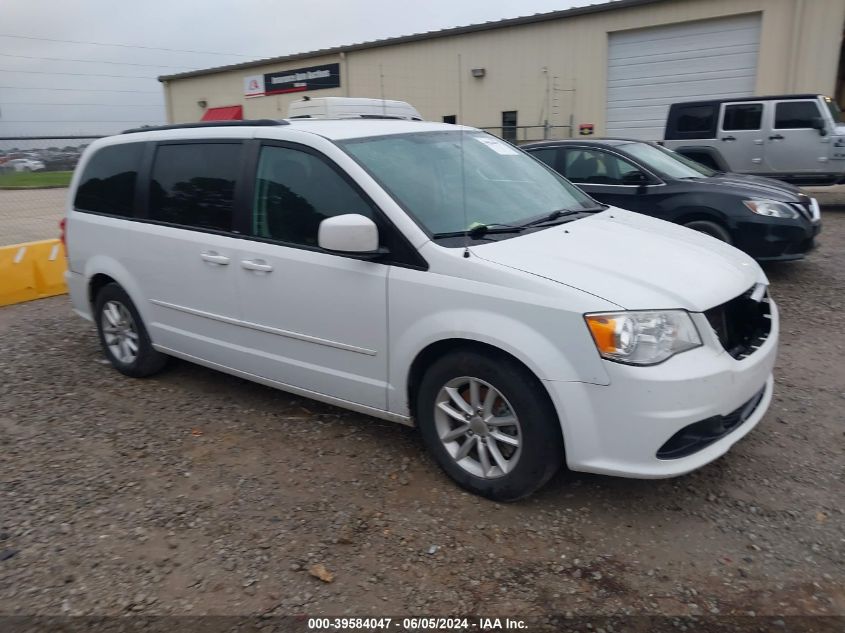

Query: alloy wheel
433,376,522,478
101,300,139,364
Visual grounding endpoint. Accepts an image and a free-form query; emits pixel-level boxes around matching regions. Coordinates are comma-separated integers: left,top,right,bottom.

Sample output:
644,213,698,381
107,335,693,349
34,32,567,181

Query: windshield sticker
475,137,520,155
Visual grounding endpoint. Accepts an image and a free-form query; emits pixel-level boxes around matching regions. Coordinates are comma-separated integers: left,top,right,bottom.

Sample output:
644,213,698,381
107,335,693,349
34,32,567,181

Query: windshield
623,142,716,179
824,96,843,123
339,131,596,235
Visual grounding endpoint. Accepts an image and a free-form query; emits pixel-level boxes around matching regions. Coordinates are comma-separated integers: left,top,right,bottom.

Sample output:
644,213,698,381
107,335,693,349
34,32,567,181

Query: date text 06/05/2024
307,617,528,630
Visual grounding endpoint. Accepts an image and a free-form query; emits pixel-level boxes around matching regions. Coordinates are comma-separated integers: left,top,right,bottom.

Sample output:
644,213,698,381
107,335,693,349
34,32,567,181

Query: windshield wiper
518,206,606,228
431,206,608,240
432,223,525,240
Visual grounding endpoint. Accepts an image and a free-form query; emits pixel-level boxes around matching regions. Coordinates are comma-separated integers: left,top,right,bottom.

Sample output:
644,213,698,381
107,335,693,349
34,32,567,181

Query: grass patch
0,170,73,189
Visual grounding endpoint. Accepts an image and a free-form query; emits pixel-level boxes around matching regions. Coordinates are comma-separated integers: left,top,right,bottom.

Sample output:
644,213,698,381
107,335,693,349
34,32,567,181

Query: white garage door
606,14,761,140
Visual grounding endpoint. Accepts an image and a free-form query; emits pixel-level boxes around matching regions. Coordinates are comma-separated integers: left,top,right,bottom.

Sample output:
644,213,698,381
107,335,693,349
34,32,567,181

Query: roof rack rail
122,119,288,134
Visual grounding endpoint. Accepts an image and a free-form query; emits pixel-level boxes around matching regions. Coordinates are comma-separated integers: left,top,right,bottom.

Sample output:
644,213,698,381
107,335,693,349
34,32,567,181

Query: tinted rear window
676,105,716,134
149,143,242,232
74,143,143,216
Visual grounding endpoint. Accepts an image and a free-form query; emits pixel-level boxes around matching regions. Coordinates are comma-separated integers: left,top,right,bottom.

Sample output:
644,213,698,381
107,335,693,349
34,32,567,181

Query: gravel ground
1,213,843,622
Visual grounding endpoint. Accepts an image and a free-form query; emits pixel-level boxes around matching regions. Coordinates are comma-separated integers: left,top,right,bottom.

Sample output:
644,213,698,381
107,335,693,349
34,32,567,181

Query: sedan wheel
684,220,732,244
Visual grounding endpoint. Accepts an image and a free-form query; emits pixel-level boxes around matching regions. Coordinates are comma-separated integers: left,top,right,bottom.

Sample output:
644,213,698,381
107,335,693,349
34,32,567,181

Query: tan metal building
159,0,845,141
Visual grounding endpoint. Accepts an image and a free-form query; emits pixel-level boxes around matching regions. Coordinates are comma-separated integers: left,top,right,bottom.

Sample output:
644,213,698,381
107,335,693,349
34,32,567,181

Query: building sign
243,62,340,98
579,123,595,136
244,74,264,98
265,62,340,95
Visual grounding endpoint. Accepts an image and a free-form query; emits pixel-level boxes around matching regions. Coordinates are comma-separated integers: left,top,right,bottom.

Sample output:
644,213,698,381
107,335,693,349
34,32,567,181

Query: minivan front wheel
416,350,564,501
94,283,167,378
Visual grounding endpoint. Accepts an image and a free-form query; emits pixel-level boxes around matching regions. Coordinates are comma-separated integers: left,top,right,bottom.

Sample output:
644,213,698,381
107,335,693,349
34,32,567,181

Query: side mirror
811,117,827,136
622,170,649,186
318,214,380,254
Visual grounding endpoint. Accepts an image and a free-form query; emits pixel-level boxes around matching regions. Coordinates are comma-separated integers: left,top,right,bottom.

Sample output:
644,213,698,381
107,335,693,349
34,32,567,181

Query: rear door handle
200,251,230,265
721,136,736,141
241,259,273,273
769,134,785,140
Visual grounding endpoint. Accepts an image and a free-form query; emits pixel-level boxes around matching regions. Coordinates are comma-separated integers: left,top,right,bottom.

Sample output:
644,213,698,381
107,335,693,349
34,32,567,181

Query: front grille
656,385,767,459
795,196,822,222
704,286,772,360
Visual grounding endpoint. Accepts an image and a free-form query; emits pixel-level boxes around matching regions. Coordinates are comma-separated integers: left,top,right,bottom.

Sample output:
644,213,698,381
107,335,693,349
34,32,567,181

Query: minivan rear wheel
94,283,167,378
416,349,563,501
684,220,732,244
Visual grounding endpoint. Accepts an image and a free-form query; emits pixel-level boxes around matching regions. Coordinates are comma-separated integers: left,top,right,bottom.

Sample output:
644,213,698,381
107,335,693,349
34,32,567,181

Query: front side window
252,145,375,247
562,148,639,185
775,101,821,129
339,131,595,236
528,147,560,170
74,143,143,216
149,143,242,232
722,103,763,131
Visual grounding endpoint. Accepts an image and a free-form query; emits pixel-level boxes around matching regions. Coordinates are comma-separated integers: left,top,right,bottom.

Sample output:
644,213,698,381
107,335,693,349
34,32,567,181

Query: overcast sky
0,0,593,141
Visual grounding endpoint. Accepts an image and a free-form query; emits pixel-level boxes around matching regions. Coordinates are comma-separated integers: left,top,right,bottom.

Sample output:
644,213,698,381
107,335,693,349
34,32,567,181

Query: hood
687,172,802,201
471,209,765,312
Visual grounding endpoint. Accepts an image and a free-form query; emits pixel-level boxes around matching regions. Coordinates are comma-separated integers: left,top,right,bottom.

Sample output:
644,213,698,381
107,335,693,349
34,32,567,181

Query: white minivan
64,118,778,500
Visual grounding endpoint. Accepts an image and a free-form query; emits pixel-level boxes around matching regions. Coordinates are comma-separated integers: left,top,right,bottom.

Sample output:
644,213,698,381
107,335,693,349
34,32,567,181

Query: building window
502,111,517,142
442,115,456,124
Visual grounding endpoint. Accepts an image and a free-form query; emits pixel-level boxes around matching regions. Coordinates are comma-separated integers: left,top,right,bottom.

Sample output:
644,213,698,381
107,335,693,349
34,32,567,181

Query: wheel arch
672,146,730,171
83,255,151,325
406,338,561,435
673,205,733,229
88,273,117,306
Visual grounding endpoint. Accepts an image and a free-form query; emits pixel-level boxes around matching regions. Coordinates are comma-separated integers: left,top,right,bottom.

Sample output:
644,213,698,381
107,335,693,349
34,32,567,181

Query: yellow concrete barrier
0,239,67,307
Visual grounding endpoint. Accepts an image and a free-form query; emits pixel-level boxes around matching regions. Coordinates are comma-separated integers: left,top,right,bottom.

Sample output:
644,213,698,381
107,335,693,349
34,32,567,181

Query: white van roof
287,97,423,121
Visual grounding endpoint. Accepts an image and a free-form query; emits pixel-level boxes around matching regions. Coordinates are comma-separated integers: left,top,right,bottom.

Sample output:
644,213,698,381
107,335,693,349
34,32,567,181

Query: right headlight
584,310,702,366
743,199,799,219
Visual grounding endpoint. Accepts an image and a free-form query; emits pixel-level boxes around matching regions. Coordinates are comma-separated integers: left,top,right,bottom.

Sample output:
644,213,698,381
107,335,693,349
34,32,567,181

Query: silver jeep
663,94,844,186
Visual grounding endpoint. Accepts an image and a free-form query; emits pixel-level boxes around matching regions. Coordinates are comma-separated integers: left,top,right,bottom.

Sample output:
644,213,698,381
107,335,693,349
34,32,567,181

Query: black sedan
522,139,821,261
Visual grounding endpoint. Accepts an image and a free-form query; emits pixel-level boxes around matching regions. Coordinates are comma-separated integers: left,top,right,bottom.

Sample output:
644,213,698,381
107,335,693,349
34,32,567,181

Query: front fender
387,304,612,416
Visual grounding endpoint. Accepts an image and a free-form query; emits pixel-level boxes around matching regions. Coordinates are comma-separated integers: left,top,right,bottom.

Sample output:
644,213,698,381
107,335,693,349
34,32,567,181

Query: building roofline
158,0,668,82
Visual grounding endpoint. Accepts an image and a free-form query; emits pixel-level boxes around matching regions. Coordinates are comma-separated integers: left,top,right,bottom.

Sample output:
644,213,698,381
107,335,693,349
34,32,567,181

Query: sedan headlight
585,310,702,366
743,199,799,219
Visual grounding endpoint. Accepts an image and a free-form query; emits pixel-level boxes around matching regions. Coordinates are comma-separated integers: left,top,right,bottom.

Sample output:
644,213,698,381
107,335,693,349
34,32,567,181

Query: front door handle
200,251,230,265
769,134,785,141
241,259,273,273
721,135,736,141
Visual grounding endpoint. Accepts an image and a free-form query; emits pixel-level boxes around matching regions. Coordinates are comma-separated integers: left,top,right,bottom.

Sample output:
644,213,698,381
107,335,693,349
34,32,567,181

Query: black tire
684,219,732,244
416,349,564,501
94,282,168,378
